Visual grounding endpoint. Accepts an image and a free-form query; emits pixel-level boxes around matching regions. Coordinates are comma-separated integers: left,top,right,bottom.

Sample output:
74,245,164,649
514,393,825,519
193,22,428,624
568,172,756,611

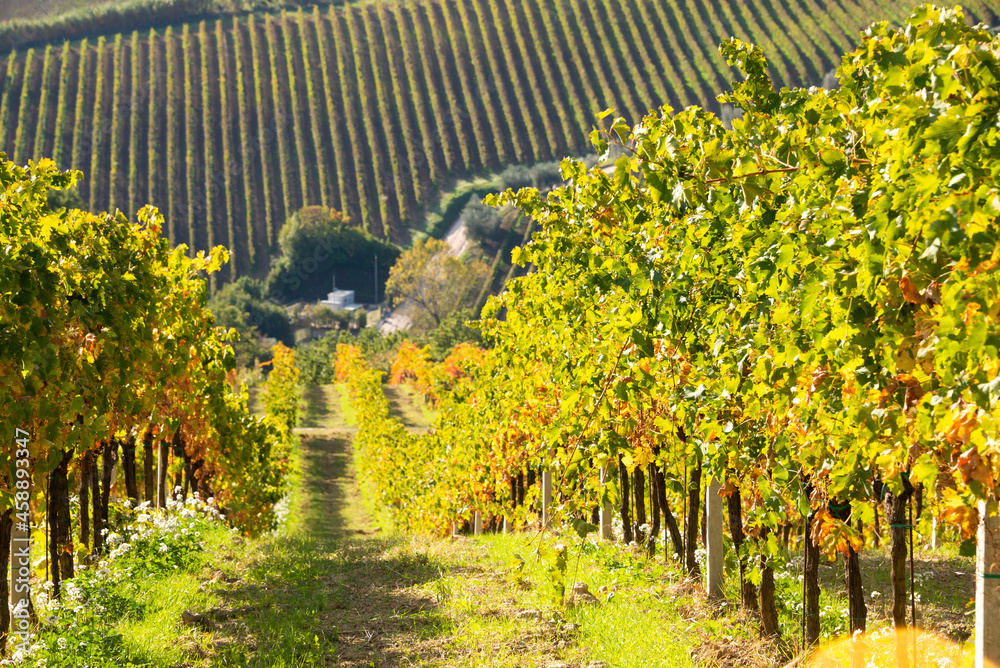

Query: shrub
209,276,293,345
427,308,483,360
267,205,400,304
528,161,563,189
463,199,505,243
499,164,532,190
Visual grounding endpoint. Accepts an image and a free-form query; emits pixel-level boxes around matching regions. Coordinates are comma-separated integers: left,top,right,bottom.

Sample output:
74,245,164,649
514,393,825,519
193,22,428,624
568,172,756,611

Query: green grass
384,384,434,431
465,533,702,667
298,383,351,430
117,571,219,664
334,382,355,427
283,432,368,538
574,598,695,668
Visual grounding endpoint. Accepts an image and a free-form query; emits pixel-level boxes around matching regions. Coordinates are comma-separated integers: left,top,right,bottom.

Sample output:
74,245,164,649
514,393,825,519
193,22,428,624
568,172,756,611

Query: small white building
320,276,363,312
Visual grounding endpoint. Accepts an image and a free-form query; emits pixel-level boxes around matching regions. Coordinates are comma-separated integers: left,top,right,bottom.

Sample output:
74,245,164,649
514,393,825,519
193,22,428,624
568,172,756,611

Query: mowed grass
431,533,705,667
115,540,229,665
384,383,435,431
252,382,355,431
283,432,368,539
298,383,355,431
50,516,242,666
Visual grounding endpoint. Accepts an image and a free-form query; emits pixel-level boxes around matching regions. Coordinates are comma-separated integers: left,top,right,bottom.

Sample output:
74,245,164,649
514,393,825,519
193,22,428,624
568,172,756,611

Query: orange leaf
900,276,923,304
963,302,981,326
956,446,993,485
940,489,979,539
811,508,863,557
943,411,977,446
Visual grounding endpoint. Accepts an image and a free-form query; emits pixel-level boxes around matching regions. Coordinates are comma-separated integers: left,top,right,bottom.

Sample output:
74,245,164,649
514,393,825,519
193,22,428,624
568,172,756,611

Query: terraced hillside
0,0,995,279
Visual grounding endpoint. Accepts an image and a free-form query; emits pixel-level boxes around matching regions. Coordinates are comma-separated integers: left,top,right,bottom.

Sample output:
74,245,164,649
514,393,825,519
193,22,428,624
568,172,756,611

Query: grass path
202,384,603,666
384,383,435,431
199,384,447,665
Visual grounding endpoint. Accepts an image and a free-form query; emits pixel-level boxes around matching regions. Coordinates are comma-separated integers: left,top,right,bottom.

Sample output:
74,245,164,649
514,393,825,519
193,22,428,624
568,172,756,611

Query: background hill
0,0,121,23
0,0,996,282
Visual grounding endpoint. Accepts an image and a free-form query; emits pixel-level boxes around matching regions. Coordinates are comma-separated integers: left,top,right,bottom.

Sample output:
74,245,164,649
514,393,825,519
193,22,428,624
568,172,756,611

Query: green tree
428,308,484,359
267,206,399,304
384,238,488,329
208,276,292,366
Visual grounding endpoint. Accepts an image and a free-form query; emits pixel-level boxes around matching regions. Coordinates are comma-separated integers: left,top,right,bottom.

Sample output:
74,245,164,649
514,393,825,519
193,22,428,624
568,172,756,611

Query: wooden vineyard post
143,429,155,505
541,470,552,529
504,516,512,535
599,467,613,541
705,476,724,598
976,498,1000,668
156,440,169,508
474,512,482,536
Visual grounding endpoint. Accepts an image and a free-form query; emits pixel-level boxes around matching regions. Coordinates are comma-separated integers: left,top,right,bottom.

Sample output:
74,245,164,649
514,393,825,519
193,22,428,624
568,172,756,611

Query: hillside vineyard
1,0,997,280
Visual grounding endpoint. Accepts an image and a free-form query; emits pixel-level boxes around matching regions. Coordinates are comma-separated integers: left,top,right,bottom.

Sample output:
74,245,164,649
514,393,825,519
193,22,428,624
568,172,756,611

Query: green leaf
569,518,598,539
630,329,654,357
959,538,976,558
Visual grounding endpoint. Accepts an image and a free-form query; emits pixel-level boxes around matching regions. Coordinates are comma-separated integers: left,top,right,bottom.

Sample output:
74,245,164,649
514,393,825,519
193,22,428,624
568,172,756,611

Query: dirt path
289,383,412,540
